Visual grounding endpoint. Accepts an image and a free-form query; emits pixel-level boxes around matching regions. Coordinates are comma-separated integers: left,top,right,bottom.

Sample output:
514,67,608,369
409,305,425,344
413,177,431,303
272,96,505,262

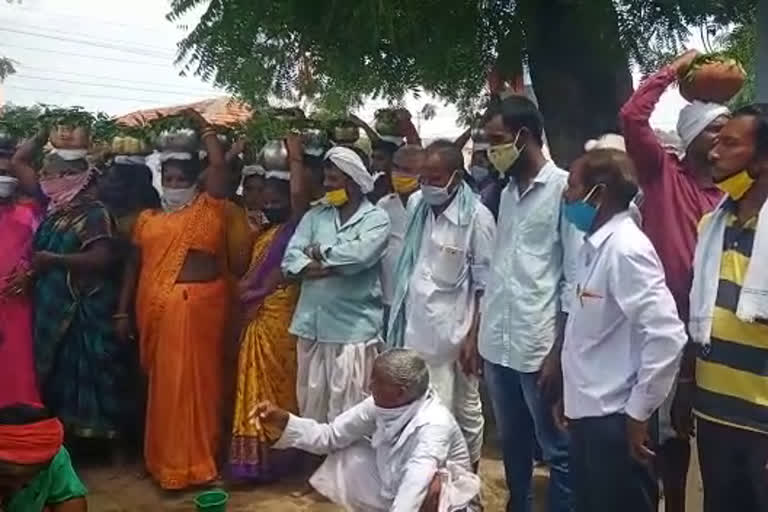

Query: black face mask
263,206,290,225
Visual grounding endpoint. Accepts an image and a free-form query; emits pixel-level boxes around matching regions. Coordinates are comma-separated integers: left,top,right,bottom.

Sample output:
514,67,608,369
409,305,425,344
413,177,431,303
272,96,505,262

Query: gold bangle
112,313,129,320
200,128,217,139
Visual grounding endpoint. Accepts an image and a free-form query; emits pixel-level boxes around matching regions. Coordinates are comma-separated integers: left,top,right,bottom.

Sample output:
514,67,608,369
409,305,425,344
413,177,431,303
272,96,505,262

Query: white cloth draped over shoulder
689,197,768,344
273,391,480,512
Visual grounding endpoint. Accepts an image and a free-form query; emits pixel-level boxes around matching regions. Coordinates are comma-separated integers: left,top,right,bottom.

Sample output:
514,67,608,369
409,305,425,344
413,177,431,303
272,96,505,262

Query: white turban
324,146,375,194
113,155,147,166
677,101,730,150
242,164,266,178
584,133,626,153
264,170,290,181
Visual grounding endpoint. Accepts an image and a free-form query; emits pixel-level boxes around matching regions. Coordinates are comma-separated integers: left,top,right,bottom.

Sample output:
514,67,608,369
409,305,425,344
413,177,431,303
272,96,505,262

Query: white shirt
377,193,412,306
562,211,686,421
479,162,582,372
274,394,472,512
404,194,496,365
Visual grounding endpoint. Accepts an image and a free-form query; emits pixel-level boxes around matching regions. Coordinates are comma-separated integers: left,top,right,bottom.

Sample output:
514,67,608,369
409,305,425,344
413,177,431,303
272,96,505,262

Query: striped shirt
694,208,768,435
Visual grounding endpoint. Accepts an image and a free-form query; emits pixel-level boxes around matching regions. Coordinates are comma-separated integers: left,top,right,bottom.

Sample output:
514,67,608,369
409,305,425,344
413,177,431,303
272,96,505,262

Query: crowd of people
0,49,767,512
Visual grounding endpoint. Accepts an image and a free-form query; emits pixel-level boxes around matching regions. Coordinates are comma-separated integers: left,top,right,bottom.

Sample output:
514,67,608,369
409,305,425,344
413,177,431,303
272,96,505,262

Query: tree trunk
520,0,633,166
757,0,768,102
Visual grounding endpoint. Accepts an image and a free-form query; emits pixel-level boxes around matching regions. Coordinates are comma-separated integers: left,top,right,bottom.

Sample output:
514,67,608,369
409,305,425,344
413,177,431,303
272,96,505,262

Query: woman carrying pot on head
0,136,43,408
11,124,133,451
98,137,160,239
116,108,234,490
228,133,313,482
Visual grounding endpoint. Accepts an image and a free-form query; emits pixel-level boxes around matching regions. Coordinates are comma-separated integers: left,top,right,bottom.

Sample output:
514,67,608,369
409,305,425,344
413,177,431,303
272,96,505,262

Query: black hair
486,94,545,146
42,154,89,175
242,172,265,187
579,149,639,209
426,139,466,174
264,176,291,199
161,155,202,182
0,404,53,425
372,139,399,158
733,103,768,156
99,163,161,215
303,153,325,172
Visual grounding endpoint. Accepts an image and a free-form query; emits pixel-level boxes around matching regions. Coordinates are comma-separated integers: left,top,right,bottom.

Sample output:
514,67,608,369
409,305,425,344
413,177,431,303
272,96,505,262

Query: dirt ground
79,383,702,511
81,442,703,511
82,452,523,511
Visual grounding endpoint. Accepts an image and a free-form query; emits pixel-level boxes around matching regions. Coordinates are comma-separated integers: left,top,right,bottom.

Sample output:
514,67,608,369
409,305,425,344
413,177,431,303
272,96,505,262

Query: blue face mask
469,165,490,183
564,185,603,232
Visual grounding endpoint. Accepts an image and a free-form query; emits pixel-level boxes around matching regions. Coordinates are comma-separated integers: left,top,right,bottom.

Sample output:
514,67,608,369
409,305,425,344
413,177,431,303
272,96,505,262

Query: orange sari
133,194,231,490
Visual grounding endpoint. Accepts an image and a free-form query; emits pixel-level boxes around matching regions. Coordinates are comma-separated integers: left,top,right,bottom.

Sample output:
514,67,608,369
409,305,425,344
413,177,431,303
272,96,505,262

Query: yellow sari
228,224,300,481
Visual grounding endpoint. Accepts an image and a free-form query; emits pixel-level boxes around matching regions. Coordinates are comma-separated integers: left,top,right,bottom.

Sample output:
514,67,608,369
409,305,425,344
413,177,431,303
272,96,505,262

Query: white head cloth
158,151,193,163
49,148,88,161
113,155,147,166
264,170,291,181
677,101,730,150
145,151,194,180
324,146,374,193
584,133,626,153
242,164,266,177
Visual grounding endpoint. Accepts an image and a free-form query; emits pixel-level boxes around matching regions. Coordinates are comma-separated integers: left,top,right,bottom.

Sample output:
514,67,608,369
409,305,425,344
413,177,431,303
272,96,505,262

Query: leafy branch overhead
169,0,757,118
0,56,16,82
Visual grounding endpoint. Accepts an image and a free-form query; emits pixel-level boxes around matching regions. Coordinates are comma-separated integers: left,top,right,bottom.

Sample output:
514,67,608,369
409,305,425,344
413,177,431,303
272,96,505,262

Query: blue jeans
484,360,572,512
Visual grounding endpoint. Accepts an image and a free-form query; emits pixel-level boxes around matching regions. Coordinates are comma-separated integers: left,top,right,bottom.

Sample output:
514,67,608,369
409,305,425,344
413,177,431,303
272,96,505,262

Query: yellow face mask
325,188,349,207
391,173,420,195
716,170,755,200
487,131,524,174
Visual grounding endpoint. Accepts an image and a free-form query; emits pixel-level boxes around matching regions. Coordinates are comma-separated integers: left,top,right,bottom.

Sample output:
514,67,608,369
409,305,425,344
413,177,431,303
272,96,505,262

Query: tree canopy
170,0,756,162
171,0,753,111
0,57,16,82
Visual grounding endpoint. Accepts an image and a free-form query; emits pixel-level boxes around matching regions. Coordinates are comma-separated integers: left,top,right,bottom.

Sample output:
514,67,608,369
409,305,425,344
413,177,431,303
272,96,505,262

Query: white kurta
402,194,495,462
274,394,479,512
404,196,495,365
377,193,410,306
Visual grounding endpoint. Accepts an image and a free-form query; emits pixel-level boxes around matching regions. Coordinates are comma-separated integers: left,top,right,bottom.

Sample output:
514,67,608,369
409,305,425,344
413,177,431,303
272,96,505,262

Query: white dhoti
296,337,380,422
427,361,484,463
310,441,481,512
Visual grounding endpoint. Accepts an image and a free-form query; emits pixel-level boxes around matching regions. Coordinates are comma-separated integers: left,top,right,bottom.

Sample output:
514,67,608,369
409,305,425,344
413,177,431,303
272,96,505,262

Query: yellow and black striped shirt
694,207,768,435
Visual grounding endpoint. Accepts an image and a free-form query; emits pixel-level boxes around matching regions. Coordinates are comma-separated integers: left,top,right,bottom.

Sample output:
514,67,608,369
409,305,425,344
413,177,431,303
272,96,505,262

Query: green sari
33,200,135,439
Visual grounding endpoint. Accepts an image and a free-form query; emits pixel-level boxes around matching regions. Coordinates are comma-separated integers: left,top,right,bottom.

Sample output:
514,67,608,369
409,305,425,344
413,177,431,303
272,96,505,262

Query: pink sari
0,198,43,406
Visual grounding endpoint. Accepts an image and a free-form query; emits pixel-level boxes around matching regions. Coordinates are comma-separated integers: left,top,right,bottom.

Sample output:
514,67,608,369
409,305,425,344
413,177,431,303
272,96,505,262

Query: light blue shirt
283,200,391,344
479,162,581,372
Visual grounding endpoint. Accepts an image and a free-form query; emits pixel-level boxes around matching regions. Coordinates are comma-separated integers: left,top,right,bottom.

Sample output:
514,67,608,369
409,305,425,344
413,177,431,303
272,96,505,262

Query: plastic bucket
194,489,229,512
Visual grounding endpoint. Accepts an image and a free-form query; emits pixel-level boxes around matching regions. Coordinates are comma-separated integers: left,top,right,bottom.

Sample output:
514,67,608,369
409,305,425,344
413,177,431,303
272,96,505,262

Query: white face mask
161,185,198,212
372,398,425,448
0,176,18,199
51,148,88,161
421,170,458,206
